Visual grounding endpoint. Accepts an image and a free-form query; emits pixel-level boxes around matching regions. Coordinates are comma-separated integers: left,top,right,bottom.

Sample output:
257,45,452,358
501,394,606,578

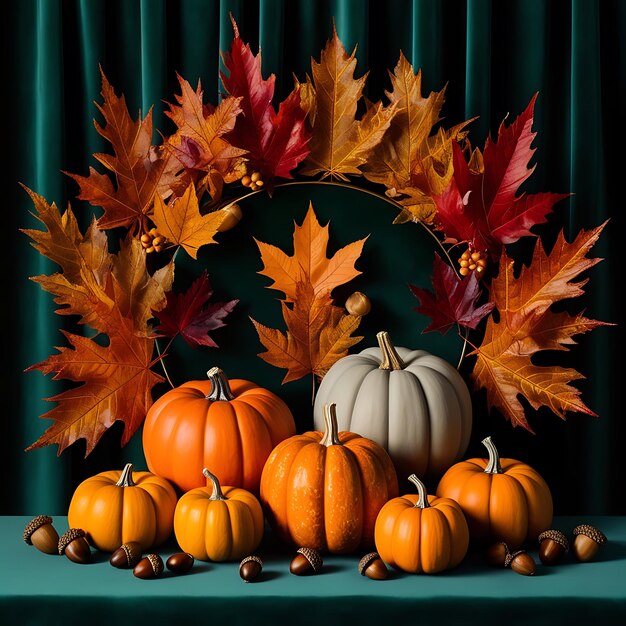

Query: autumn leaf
300,25,396,181
26,308,163,455
165,74,247,201
251,203,366,382
152,183,224,259
255,202,367,301
363,54,471,224
68,70,182,232
471,222,610,431
410,254,494,334
220,17,310,185
433,95,569,257
155,271,238,348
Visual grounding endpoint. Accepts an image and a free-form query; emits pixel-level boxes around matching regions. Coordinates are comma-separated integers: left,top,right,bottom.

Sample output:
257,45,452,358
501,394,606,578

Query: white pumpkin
313,331,472,479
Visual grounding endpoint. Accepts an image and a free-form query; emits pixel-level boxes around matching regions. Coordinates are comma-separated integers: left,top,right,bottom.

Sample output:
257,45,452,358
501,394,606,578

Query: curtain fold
2,0,623,515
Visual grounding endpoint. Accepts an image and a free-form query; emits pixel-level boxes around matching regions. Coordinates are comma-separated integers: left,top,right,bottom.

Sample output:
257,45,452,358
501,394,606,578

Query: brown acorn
358,552,388,580
572,525,607,562
538,530,568,565
58,528,91,564
133,554,164,579
166,552,194,575
504,550,536,576
110,542,142,569
217,202,243,232
290,547,323,576
23,515,59,555
485,541,510,567
239,555,263,582
345,292,371,317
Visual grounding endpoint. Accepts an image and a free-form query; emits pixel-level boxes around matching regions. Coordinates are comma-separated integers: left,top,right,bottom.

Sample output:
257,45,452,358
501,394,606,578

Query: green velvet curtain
3,0,624,516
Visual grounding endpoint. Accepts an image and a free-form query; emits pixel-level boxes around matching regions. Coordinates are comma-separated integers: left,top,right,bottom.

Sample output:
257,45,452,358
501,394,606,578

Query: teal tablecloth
2,516,625,625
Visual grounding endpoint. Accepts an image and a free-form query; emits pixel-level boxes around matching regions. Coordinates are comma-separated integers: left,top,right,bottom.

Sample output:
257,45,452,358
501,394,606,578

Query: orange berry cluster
242,171,265,191
140,228,166,254
459,248,487,276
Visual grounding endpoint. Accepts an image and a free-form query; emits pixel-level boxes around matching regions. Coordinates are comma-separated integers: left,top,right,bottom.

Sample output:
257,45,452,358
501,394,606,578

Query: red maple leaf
154,271,238,348
220,16,311,186
410,255,494,334
433,94,569,258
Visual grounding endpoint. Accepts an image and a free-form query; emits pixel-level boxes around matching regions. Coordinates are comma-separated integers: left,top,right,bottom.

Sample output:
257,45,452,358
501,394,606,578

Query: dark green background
2,0,623,515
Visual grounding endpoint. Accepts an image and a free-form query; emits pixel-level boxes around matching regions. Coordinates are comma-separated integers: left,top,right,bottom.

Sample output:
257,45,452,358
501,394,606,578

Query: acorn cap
297,547,323,572
58,528,87,555
573,524,607,544
239,555,263,568
23,515,53,544
538,529,569,550
146,554,164,576
358,552,381,575
504,550,525,568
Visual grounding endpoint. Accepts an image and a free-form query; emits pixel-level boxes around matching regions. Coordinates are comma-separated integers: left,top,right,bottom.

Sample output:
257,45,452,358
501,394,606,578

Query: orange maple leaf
471,222,611,431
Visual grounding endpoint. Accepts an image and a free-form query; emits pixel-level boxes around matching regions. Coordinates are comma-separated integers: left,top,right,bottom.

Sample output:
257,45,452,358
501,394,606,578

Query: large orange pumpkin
68,463,177,552
375,474,469,574
143,367,296,493
436,436,553,548
260,403,398,553
174,468,264,562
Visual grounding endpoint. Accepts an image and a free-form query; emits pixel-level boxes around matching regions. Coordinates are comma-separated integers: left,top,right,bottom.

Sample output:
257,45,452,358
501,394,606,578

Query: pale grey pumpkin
313,331,472,479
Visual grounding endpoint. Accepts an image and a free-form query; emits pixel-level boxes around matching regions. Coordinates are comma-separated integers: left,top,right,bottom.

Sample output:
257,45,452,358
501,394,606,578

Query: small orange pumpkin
68,463,177,552
374,474,469,574
260,403,398,553
174,468,264,562
143,367,296,493
436,436,553,548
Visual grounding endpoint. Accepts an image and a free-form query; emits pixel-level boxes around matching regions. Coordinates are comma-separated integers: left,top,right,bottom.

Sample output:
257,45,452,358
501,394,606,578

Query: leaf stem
154,338,176,388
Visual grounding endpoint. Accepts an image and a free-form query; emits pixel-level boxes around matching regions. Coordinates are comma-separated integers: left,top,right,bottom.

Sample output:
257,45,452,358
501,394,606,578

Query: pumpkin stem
206,367,235,401
377,331,405,371
482,436,503,474
203,468,227,500
408,474,431,508
115,463,136,488
320,403,342,447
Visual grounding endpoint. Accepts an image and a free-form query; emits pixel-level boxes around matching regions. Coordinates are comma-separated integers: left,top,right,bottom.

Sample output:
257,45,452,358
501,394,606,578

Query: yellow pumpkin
68,463,177,552
174,468,264,561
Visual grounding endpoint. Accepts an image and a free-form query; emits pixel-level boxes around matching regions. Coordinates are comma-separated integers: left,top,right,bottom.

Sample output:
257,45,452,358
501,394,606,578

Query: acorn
345,292,371,317
572,524,607,562
290,547,323,575
538,530,568,565
133,554,164,579
504,550,536,576
239,555,263,582
485,541,510,567
110,542,142,569
166,552,194,575
23,515,59,555
58,528,91,564
217,202,243,233
358,552,388,580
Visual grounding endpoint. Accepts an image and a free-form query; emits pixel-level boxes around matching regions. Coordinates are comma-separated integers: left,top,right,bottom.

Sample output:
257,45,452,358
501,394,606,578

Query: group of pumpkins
68,332,553,574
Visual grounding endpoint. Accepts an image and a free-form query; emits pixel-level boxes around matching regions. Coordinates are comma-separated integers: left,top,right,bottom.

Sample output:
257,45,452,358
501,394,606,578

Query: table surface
2,516,625,626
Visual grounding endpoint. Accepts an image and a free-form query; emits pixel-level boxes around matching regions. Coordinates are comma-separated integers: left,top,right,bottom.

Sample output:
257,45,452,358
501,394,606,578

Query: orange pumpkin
436,436,553,548
375,474,469,574
260,403,398,553
174,468,264,561
143,367,296,493
68,463,177,552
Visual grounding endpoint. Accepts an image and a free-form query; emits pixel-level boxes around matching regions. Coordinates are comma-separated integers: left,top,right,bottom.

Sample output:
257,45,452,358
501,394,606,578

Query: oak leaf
433,95,569,257
220,18,310,185
152,183,224,259
155,271,238,348
410,254,494,334
300,26,397,181
68,70,181,232
471,222,610,431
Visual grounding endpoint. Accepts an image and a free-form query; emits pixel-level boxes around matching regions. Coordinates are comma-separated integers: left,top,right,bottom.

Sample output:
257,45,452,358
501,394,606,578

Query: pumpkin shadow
90,550,112,564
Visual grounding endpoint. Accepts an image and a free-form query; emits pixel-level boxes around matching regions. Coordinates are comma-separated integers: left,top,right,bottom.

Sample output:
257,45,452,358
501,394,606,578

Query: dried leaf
155,271,238,348
410,255,494,334
471,222,610,431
